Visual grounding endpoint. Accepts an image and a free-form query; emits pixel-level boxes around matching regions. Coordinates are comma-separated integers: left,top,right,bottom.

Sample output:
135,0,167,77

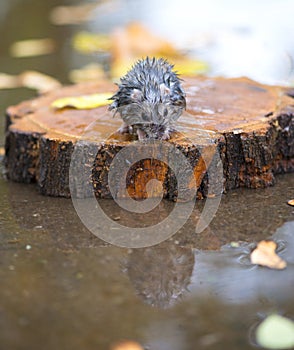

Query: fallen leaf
173,58,209,76
0,73,21,89
68,63,108,83
49,3,99,25
72,31,111,54
0,71,61,93
110,340,144,350
255,314,294,349
51,92,113,110
250,240,287,269
10,38,55,58
287,199,294,206
7,238,20,244
110,22,208,78
230,241,240,248
19,71,62,93
117,22,178,56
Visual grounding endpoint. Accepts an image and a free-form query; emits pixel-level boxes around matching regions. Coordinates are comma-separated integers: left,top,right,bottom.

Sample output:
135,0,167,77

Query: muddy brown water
0,1,294,349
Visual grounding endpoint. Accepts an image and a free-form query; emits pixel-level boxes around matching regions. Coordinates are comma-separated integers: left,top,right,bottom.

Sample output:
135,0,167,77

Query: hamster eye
172,96,186,108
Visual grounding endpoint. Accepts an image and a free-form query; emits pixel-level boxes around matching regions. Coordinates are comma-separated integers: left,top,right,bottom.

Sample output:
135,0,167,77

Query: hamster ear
131,88,143,101
160,83,170,97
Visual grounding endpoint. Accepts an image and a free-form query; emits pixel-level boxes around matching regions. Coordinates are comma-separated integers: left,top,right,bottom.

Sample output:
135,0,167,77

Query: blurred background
1,0,294,147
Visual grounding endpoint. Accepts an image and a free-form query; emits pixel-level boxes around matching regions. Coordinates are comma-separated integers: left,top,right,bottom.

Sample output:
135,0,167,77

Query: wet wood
4,77,294,199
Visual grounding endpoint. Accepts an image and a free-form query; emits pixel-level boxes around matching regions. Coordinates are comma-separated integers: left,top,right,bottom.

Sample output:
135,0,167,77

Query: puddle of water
0,169,293,349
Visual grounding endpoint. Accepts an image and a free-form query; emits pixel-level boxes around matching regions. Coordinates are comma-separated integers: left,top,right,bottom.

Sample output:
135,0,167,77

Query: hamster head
109,57,186,128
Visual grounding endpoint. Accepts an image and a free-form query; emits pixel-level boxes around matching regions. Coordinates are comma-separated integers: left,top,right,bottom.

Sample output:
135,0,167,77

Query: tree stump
4,77,294,199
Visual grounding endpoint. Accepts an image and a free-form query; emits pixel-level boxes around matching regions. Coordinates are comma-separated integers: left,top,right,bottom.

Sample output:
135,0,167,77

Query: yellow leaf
51,93,113,110
174,58,209,76
0,71,61,93
72,31,111,54
49,3,97,25
10,38,55,58
111,58,209,80
0,73,21,89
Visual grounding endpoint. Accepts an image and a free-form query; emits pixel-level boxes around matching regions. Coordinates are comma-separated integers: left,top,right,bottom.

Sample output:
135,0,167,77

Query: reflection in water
126,244,194,308
124,221,294,309
3,171,294,310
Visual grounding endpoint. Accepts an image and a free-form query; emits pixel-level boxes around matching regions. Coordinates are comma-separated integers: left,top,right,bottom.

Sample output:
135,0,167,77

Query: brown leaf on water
250,240,287,270
19,71,61,93
10,38,55,58
287,199,294,206
110,340,144,350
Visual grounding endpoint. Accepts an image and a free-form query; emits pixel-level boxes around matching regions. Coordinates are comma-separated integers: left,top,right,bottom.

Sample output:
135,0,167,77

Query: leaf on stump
51,92,113,110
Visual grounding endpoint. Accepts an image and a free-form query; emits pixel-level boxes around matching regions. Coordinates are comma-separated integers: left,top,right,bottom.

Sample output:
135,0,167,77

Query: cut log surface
4,77,294,199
